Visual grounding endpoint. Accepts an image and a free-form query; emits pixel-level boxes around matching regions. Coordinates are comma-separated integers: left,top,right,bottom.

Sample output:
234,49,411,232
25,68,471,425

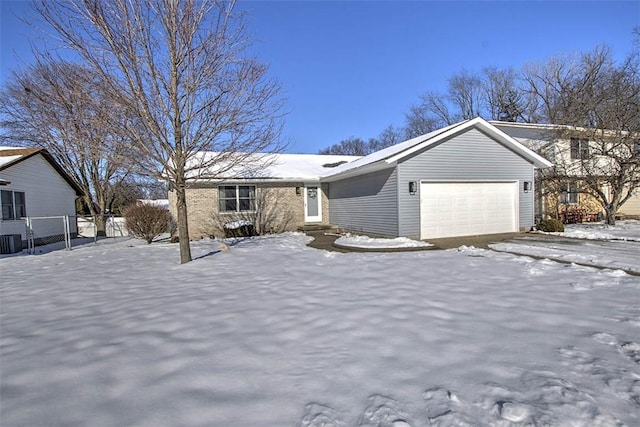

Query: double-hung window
1,190,26,220
218,185,256,213
570,138,589,160
560,181,578,205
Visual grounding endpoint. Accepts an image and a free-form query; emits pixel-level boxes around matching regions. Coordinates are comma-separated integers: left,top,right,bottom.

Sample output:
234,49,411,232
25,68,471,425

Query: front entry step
298,224,340,233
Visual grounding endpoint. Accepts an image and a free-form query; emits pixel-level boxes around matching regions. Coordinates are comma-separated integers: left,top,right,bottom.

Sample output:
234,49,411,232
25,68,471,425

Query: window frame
560,181,579,205
1,190,26,220
570,137,589,160
218,185,256,213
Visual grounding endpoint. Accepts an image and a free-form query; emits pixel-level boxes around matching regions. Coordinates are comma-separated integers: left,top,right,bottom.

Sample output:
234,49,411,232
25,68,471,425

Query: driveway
307,231,640,275
490,235,640,275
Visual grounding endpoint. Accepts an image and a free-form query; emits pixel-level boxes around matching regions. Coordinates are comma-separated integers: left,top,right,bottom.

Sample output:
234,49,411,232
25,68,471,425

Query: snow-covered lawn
1,232,640,426
545,220,640,242
491,220,640,274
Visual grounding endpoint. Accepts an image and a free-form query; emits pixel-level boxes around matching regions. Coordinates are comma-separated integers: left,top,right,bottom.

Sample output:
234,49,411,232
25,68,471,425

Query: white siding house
0,147,82,252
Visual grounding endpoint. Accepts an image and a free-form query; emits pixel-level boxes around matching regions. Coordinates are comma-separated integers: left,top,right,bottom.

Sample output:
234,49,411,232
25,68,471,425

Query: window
560,181,578,204
218,185,255,213
570,137,589,160
1,190,26,220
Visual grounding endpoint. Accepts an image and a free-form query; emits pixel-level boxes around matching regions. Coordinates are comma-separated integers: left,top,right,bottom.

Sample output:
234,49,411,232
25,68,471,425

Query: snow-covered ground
491,220,640,274
544,220,640,242
1,229,640,426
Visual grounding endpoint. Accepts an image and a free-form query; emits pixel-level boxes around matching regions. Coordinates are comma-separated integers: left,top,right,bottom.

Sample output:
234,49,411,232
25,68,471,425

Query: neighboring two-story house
491,121,640,222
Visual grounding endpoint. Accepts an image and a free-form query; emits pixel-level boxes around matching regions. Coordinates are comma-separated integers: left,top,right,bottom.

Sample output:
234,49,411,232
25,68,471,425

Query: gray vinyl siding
397,128,535,238
329,167,398,236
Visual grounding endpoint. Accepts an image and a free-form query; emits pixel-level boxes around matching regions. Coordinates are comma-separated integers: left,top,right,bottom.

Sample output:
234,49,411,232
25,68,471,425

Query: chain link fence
24,215,75,254
1,215,131,255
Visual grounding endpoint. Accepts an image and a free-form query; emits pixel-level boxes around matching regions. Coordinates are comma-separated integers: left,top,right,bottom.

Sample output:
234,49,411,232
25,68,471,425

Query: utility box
0,234,23,254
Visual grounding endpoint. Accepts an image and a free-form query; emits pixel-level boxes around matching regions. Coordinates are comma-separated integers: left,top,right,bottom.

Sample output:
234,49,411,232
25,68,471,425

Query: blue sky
1,1,638,153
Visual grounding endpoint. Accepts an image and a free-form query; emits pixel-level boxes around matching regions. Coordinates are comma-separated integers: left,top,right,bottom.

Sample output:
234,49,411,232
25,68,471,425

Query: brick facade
169,181,330,239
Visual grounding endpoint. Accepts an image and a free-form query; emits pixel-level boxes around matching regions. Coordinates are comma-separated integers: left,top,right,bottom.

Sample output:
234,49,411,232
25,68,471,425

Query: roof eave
320,161,396,183
186,176,322,184
383,119,474,164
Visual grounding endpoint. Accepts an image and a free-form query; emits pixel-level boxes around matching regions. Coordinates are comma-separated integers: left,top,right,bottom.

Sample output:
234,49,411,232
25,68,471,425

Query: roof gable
0,147,83,196
321,118,553,181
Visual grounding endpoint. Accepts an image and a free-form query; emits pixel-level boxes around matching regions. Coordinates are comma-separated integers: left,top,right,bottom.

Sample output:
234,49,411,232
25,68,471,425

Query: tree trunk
604,205,616,225
97,196,109,237
83,194,107,236
95,215,107,237
175,183,192,264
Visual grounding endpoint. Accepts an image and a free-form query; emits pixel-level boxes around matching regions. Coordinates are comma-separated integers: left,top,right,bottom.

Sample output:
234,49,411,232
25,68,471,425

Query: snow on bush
223,219,253,229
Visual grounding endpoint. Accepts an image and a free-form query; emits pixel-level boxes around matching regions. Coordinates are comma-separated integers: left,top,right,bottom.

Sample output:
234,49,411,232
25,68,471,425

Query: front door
304,185,322,222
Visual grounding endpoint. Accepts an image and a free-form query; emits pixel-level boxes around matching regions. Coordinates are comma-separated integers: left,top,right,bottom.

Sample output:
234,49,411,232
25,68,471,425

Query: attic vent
322,161,348,168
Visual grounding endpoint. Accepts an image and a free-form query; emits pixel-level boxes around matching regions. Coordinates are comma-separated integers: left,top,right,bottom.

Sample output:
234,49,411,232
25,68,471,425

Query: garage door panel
420,182,517,239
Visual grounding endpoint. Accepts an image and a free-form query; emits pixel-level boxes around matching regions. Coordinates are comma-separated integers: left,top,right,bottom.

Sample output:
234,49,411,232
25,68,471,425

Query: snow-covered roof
0,147,40,168
186,119,552,183
321,117,553,181
489,120,635,138
0,146,83,195
186,152,362,181
489,121,560,130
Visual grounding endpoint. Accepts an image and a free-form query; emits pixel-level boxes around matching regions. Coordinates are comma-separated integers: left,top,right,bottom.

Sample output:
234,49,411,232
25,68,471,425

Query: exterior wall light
523,181,532,193
408,181,417,195
296,186,301,196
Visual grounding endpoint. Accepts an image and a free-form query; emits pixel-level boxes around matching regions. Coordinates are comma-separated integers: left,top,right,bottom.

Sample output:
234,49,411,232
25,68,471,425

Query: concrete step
297,224,341,233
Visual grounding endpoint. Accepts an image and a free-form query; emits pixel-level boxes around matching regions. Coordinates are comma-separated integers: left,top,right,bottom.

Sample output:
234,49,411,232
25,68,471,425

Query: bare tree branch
34,0,285,263
0,56,135,234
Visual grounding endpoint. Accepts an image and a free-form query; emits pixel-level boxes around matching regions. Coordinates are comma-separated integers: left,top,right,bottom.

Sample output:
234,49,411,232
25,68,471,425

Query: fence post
24,218,29,254
63,215,71,250
25,217,34,254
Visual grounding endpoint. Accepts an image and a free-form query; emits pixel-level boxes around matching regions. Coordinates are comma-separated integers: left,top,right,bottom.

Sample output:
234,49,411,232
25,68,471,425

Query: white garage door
420,182,518,239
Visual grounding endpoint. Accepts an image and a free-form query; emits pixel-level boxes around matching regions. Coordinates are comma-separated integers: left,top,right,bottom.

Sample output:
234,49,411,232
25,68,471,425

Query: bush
537,218,565,233
123,203,173,244
223,220,256,238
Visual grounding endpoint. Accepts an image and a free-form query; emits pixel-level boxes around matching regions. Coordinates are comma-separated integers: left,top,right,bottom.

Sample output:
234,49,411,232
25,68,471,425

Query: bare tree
448,69,484,120
0,57,134,235
370,124,406,151
318,137,369,156
405,69,484,136
318,125,406,156
404,101,443,138
107,177,147,215
521,48,613,125
35,0,285,263
482,66,531,122
406,90,455,136
524,46,640,224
